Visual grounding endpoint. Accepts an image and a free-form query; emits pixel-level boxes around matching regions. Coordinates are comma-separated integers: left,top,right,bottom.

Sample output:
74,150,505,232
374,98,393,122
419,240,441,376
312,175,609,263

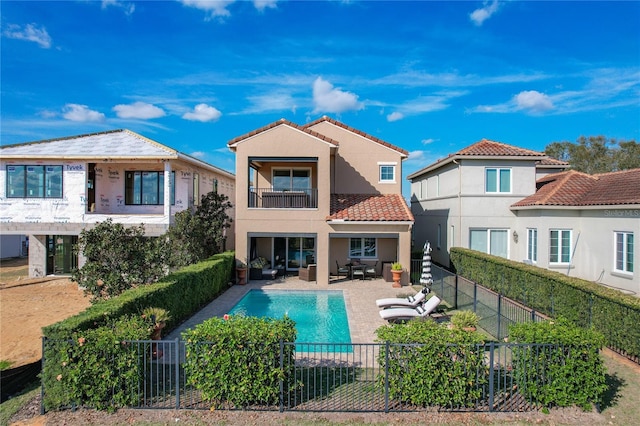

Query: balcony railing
249,188,318,208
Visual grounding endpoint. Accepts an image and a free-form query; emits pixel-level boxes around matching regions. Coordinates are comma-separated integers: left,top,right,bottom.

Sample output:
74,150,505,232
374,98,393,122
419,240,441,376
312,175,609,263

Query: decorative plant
391,262,403,271
451,310,480,330
142,307,171,328
236,259,247,269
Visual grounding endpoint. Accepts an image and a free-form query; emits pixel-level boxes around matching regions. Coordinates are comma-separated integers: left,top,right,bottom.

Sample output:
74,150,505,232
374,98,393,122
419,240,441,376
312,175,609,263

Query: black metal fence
43,339,568,413
410,260,548,340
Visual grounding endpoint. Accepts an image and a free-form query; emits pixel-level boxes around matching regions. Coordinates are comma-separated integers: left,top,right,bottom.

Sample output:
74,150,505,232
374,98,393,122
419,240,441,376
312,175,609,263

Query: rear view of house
0,130,235,277
228,117,414,286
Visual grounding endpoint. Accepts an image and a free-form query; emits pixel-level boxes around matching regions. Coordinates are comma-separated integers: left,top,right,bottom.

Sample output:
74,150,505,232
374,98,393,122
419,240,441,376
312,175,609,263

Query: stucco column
316,232,329,286
163,161,171,224
399,226,412,286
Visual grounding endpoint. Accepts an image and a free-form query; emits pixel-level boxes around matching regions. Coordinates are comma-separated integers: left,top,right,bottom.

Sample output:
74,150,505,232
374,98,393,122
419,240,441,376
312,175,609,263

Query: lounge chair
379,295,442,322
375,287,430,309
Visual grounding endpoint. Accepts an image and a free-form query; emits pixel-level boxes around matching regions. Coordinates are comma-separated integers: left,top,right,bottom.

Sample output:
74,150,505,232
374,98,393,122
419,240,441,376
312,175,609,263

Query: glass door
285,237,315,271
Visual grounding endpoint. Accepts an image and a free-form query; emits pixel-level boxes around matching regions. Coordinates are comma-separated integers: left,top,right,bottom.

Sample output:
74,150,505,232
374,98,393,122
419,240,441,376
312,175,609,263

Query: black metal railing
249,188,318,208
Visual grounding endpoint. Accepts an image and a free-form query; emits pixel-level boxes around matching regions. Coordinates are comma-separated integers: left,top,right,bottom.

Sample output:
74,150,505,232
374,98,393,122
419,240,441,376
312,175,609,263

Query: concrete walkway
165,275,423,343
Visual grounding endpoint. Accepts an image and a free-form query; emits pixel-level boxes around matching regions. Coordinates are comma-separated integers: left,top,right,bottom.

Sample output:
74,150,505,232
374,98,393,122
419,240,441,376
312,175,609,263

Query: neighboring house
408,139,639,296
0,234,28,259
228,116,414,286
0,129,235,278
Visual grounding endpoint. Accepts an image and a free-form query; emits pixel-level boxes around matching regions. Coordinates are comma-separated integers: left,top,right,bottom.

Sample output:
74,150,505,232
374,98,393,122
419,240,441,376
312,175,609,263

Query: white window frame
614,231,634,274
549,229,572,265
378,162,397,184
485,167,512,193
349,237,377,259
469,228,509,258
527,228,538,263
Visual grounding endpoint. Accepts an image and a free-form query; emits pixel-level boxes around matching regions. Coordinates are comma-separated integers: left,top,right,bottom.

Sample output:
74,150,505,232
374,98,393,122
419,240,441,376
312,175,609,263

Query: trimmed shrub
509,318,607,410
182,315,297,408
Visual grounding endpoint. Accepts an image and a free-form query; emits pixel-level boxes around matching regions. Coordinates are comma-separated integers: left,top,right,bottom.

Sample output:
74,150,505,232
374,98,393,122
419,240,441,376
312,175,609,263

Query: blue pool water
228,290,352,347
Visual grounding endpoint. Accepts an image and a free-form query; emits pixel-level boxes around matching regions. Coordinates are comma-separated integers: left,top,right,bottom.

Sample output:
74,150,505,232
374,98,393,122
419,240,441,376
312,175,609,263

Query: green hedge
375,319,486,408
182,315,297,408
450,247,640,360
43,251,234,340
510,318,607,410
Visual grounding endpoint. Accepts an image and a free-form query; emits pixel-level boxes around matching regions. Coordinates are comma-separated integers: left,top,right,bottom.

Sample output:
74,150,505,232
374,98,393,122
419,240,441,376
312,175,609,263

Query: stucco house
228,116,414,286
0,129,235,277
408,139,639,296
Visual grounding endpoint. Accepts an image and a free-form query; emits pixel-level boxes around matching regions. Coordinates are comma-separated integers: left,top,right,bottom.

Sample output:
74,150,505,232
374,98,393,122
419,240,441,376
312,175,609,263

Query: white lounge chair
376,287,430,309
379,295,442,322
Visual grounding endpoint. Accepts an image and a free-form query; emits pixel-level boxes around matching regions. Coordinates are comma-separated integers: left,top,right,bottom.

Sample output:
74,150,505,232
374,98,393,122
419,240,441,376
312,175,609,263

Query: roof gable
0,129,177,159
305,116,409,156
512,168,640,207
458,139,545,157
328,194,414,222
227,118,340,148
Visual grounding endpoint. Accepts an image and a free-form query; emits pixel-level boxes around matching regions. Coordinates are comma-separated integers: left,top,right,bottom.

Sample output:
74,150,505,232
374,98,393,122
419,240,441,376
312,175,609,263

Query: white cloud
182,103,222,122
422,138,436,145
180,0,277,19
2,23,52,48
113,101,165,119
62,104,106,122
101,0,135,16
312,77,363,114
514,90,554,113
244,93,296,114
470,0,501,26
387,112,404,122
253,0,278,12
190,151,206,159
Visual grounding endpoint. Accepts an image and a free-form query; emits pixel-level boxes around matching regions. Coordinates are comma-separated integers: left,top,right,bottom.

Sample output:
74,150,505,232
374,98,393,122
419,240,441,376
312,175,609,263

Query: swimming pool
228,290,352,347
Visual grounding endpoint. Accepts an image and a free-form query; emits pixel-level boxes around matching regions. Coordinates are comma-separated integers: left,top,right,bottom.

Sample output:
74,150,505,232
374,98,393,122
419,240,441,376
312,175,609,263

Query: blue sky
2,0,639,200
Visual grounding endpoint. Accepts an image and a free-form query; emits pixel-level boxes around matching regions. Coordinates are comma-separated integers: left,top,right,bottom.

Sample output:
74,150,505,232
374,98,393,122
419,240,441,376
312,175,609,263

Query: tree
164,191,233,269
545,136,639,174
72,219,165,302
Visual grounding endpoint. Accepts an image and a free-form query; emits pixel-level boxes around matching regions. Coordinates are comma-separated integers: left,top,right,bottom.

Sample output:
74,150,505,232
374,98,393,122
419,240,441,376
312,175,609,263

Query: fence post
384,342,390,413
279,339,284,413
454,274,459,310
175,338,180,410
488,342,495,412
473,281,478,312
497,295,502,340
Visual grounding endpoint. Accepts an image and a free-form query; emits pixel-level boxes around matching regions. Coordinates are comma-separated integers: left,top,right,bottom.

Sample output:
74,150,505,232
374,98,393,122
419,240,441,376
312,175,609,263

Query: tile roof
512,168,640,207
536,157,570,167
328,194,414,222
304,116,409,156
457,139,545,157
227,118,340,147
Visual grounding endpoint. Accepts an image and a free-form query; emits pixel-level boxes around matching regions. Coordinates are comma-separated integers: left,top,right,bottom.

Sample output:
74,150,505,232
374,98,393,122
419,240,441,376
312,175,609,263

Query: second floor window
615,231,634,273
350,237,377,259
486,168,511,193
527,228,538,263
273,169,310,191
550,229,571,264
125,171,175,205
379,164,396,183
6,165,63,198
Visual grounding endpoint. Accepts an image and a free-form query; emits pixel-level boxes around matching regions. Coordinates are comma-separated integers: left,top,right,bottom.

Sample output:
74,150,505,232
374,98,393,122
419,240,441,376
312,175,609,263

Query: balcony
249,188,318,209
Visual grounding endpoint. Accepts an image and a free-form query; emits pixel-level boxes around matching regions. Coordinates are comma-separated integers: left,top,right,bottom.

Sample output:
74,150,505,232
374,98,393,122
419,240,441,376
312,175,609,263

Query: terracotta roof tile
458,139,545,157
328,194,414,222
537,157,570,166
512,168,640,207
305,116,409,156
227,118,340,147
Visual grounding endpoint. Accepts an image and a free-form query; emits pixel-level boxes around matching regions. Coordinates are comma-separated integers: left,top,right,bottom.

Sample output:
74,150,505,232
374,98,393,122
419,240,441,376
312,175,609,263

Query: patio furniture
299,264,317,282
376,287,429,309
336,261,349,279
379,295,442,322
364,261,378,279
349,263,365,280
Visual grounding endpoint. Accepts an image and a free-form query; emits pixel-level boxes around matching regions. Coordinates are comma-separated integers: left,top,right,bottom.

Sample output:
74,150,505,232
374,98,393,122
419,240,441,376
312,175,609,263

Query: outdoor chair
379,295,441,323
299,264,317,282
336,261,349,279
364,261,378,279
376,287,430,309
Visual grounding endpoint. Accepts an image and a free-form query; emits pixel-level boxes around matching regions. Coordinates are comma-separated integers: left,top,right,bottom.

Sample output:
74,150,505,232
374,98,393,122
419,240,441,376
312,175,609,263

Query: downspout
452,159,461,249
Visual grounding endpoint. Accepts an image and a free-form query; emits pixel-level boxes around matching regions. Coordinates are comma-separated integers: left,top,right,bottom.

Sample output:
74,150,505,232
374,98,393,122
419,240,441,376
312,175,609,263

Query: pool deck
165,275,424,343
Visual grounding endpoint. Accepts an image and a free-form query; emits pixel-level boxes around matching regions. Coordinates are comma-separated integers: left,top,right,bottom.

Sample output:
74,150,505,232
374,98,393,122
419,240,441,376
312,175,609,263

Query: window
125,171,175,205
486,168,511,193
6,165,63,198
550,229,571,264
615,231,634,273
273,168,310,191
470,229,508,258
349,237,377,258
379,164,396,183
527,228,538,263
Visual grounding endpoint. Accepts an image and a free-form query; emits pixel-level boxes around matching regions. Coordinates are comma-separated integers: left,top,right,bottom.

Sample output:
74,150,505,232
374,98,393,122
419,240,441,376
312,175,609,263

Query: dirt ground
2,257,637,425
0,258,91,367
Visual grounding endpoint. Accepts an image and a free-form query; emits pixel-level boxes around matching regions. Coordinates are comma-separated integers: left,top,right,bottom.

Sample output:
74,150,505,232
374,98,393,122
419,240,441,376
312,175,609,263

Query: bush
375,319,486,408
182,315,296,408
509,318,607,410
